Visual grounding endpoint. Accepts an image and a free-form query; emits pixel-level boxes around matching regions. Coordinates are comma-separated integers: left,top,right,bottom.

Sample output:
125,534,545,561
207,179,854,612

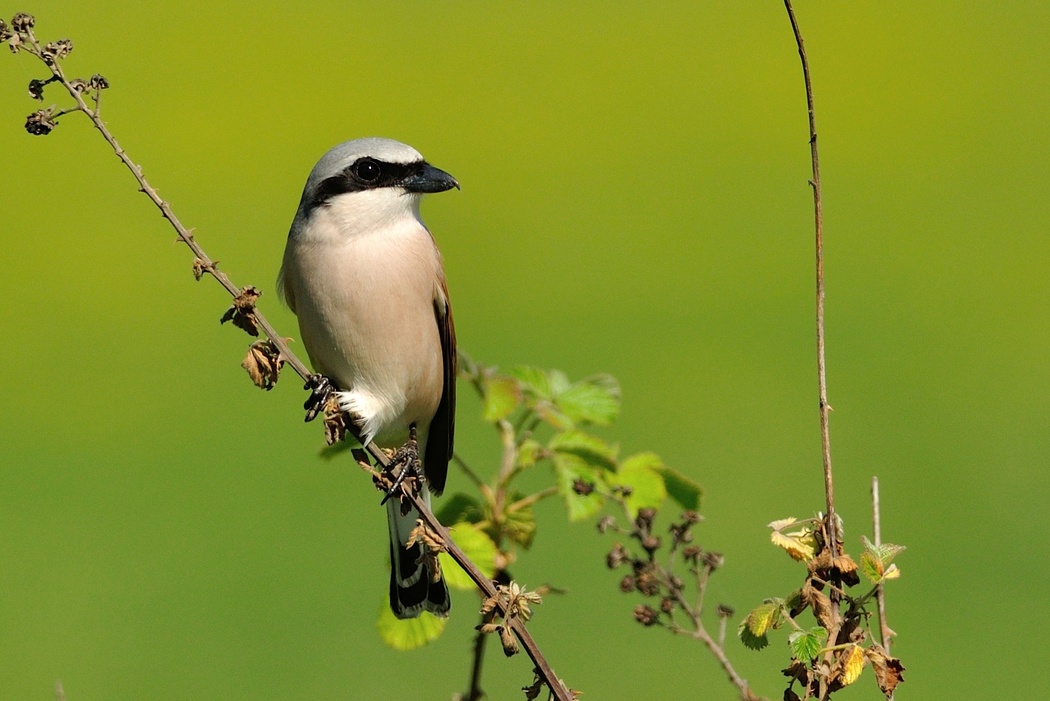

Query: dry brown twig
4,14,573,701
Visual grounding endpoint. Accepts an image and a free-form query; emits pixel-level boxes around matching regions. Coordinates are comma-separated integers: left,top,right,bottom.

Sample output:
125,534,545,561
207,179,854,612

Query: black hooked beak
403,163,460,193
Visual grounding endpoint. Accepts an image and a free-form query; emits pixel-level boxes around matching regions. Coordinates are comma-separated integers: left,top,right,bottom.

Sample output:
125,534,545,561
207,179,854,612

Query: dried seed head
69,77,89,93
660,596,676,614
682,545,702,563
606,543,630,569
716,603,735,618
703,551,725,571
641,535,661,554
596,515,615,534
11,13,35,33
635,507,656,532
681,510,701,524
25,108,57,136
42,38,73,62
633,604,659,626
28,78,46,100
89,74,110,90
668,574,684,591
619,575,635,593
0,19,11,43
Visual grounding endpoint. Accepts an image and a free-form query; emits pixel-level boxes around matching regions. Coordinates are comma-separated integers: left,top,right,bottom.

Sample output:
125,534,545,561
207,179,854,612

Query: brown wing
424,276,456,495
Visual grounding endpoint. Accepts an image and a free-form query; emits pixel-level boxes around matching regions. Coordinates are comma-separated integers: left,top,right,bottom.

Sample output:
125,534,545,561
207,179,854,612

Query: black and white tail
386,490,451,619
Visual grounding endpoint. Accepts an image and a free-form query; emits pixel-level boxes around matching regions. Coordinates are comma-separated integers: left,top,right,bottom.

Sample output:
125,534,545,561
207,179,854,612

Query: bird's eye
354,159,381,182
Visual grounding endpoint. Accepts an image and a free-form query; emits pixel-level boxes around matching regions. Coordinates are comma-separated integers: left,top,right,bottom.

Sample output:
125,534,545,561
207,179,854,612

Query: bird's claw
303,374,335,422
381,425,421,505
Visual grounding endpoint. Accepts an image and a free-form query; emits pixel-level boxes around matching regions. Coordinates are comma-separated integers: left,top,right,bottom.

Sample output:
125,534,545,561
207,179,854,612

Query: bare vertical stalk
782,0,838,552
872,476,892,654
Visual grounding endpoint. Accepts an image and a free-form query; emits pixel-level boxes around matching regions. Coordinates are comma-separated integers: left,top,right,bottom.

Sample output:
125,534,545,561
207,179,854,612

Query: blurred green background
2,2,1048,699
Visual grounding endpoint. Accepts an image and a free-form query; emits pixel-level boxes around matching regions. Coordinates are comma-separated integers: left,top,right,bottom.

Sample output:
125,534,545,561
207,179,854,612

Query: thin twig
14,24,574,701
782,0,837,552
465,616,489,701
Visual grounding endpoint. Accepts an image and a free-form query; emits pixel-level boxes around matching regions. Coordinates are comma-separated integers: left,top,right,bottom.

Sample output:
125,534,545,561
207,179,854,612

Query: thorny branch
5,15,573,701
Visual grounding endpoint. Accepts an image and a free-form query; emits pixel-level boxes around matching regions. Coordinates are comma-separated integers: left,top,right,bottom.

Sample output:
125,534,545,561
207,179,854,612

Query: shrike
278,137,458,618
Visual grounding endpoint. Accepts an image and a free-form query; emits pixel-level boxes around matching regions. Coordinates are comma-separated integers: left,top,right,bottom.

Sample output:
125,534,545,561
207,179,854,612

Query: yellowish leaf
771,530,816,561
840,644,866,686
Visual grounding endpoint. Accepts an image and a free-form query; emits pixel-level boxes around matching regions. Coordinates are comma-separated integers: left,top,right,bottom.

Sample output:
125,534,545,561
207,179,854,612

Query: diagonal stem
19,26,574,701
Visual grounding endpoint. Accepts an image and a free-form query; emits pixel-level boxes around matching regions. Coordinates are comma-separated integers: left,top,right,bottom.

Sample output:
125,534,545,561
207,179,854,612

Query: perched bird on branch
278,137,458,618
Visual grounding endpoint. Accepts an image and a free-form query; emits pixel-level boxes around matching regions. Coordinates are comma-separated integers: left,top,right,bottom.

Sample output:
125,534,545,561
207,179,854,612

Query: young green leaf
553,452,607,522
376,605,447,650
510,366,553,400
652,463,703,511
439,522,499,591
860,550,883,583
611,459,667,517
788,627,825,661
548,429,617,470
504,494,538,549
555,374,621,426
482,376,522,422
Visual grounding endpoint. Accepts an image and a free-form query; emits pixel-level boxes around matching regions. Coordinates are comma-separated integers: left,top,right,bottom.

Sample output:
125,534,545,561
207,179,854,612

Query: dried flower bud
703,551,725,571
636,507,657,527
660,596,676,614
633,604,659,626
681,510,701,524
28,78,46,100
641,535,661,554
596,515,615,534
635,570,660,597
619,575,635,593
682,545,702,563
571,478,594,496
669,522,693,545
668,575,684,591
25,108,57,136
11,13,35,33
89,74,110,90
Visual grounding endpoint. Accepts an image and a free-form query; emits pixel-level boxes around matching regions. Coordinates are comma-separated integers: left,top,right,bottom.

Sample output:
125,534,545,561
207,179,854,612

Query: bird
277,137,458,619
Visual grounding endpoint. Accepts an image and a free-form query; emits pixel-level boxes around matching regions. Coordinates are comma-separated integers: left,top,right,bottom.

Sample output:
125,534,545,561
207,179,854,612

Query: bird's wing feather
424,276,456,495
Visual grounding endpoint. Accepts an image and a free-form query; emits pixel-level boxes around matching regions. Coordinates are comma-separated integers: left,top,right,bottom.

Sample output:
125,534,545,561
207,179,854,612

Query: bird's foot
381,424,422,506
303,373,336,422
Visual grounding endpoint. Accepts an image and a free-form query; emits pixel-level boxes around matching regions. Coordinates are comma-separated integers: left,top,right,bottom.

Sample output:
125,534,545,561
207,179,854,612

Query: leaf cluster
739,516,906,699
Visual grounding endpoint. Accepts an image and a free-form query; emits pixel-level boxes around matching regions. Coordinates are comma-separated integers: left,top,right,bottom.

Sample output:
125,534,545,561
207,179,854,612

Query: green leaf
612,457,667,517
653,463,703,511
434,493,484,526
548,429,617,470
439,522,498,591
504,494,538,549
862,536,907,568
737,619,769,650
376,605,447,650
482,376,522,422
860,551,882,583
552,452,607,522
788,627,825,661
555,374,621,426
511,366,554,400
